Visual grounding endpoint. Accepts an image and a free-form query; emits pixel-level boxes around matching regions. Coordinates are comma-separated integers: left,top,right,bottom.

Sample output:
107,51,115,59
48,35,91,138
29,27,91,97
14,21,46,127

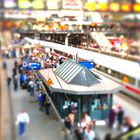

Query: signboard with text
22,61,41,70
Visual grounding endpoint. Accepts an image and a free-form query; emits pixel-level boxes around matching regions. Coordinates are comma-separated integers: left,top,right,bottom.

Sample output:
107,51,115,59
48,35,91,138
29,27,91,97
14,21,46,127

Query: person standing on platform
37,89,44,110
14,60,18,70
28,79,35,96
13,74,18,91
15,109,30,137
20,72,26,88
108,106,116,129
3,61,7,70
84,125,96,140
44,97,51,115
7,77,12,87
117,106,124,130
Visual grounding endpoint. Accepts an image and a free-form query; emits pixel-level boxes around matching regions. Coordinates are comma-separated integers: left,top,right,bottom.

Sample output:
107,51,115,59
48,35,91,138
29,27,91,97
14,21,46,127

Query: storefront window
91,94,110,111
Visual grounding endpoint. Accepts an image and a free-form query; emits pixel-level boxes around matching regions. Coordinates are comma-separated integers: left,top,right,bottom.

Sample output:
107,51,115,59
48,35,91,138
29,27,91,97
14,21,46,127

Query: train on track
25,37,140,101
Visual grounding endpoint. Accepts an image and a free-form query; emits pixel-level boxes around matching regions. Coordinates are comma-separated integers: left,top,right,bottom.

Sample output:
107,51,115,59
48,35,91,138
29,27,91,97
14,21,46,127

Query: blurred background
0,0,140,54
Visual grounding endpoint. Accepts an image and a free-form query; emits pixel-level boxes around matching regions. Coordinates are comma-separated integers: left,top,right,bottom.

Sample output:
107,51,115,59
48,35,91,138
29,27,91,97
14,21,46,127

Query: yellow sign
109,3,120,12
47,78,53,86
84,2,96,11
18,0,31,9
121,4,132,12
98,3,107,11
133,4,140,12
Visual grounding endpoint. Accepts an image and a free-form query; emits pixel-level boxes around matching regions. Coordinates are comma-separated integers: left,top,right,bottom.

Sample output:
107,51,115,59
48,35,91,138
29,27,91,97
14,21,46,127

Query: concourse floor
1,58,64,140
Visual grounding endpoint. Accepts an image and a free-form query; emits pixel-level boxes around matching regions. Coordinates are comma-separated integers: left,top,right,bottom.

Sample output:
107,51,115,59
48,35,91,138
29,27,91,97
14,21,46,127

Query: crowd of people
63,104,135,140
2,50,137,140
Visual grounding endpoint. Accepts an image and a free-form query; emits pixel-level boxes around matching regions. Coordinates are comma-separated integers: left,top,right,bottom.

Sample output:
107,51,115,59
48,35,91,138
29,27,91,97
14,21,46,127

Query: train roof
25,37,140,79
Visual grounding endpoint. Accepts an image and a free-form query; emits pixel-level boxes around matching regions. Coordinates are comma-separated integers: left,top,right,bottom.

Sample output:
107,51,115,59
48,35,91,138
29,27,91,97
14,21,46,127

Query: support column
77,96,81,122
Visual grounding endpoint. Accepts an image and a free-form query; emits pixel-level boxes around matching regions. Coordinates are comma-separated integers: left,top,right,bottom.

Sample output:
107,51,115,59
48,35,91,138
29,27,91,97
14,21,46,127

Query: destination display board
22,61,41,70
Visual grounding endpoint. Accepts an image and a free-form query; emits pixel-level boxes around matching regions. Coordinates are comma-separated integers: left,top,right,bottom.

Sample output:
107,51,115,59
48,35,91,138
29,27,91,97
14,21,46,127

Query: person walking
15,109,30,137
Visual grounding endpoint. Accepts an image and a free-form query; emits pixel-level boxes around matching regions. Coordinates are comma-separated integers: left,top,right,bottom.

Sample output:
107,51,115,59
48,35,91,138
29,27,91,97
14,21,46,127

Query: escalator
90,32,113,49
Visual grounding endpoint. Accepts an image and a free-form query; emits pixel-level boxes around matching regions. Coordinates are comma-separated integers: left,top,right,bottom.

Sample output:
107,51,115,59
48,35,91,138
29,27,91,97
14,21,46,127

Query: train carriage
25,37,140,101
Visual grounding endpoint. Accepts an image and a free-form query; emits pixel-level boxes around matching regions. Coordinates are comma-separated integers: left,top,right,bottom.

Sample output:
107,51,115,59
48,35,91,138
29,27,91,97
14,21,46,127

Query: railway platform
1,58,140,140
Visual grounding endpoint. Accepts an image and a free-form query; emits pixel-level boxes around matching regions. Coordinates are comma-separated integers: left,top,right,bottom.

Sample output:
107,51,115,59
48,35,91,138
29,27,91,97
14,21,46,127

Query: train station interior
0,0,140,140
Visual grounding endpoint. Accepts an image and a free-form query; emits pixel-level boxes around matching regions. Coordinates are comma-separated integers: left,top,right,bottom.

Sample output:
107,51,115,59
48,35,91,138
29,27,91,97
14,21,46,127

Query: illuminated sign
98,3,108,11
121,3,132,12
84,2,96,11
62,0,82,10
109,3,120,12
18,0,44,9
4,0,17,8
32,0,44,9
46,0,59,10
18,0,31,9
133,3,140,12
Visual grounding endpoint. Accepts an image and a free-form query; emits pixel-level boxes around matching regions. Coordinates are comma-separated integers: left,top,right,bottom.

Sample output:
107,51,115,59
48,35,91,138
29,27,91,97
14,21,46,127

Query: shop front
39,60,122,121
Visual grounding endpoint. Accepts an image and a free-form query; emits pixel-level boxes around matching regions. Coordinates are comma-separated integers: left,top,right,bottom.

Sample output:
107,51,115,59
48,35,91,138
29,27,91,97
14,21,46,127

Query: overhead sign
79,61,95,69
22,61,41,70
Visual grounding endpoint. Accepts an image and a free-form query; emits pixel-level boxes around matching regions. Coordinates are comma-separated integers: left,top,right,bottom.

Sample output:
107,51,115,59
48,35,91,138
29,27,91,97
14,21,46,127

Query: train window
100,66,108,73
111,70,119,78
129,77,135,85
121,75,135,85
96,66,136,85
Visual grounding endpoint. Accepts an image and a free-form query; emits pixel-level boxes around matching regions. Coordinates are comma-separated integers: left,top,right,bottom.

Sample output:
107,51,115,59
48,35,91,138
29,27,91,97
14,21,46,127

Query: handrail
32,69,63,124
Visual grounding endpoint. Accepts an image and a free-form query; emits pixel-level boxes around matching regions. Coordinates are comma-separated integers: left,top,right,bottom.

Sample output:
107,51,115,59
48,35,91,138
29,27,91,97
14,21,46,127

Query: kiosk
39,60,122,121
